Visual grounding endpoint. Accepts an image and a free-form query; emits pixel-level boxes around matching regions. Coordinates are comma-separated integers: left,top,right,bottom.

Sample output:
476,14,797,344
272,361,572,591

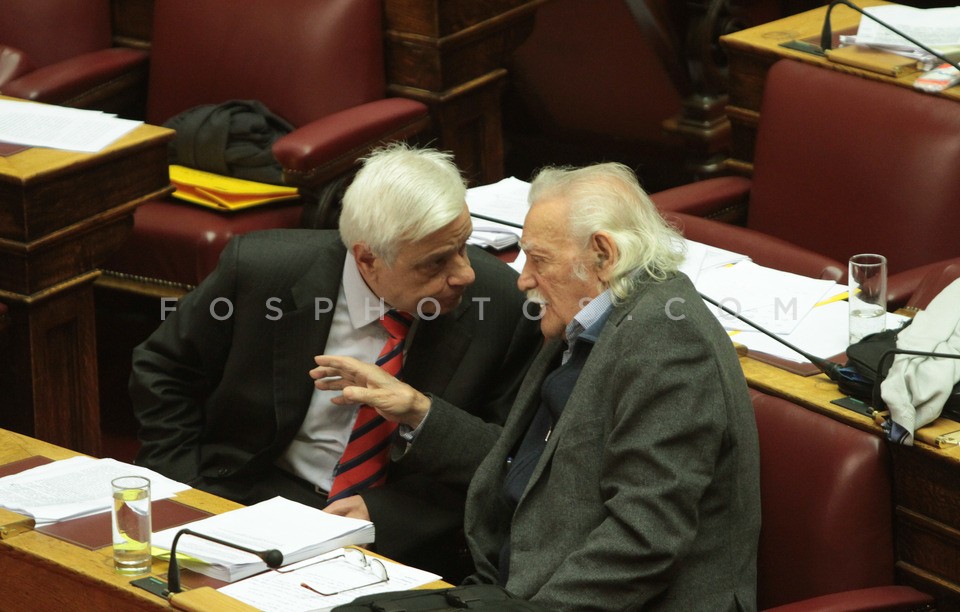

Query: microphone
820,0,960,73
166,527,284,594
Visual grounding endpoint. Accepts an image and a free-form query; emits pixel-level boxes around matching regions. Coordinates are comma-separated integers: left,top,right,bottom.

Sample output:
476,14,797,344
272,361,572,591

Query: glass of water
848,253,887,344
111,475,152,575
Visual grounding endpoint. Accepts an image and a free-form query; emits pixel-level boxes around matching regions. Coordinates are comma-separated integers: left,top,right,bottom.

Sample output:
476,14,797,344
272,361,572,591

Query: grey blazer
131,230,541,575
406,272,761,611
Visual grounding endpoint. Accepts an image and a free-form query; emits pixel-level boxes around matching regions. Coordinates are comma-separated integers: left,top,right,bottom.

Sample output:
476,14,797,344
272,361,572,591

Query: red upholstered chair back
747,60,960,276
146,0,385,128
752,390,895,609
0,0,113,67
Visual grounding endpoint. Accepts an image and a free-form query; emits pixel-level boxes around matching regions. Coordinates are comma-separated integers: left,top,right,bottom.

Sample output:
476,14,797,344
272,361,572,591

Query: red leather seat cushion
752,390,894,609
105,200,302,288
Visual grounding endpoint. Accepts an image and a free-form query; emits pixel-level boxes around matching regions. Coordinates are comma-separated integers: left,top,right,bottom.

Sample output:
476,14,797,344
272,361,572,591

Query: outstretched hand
311,355,431,428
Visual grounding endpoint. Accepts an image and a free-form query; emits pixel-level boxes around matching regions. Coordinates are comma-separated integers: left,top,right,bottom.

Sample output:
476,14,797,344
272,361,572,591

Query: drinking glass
111,475,152,575
848,253,887,344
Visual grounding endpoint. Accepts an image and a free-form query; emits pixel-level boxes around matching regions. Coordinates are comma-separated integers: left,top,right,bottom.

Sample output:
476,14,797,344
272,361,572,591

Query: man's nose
517,260,535,291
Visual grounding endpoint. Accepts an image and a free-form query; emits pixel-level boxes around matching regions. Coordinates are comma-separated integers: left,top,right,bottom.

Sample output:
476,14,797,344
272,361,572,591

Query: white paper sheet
0,456,189,525
219,548,441,612
0,99,142,153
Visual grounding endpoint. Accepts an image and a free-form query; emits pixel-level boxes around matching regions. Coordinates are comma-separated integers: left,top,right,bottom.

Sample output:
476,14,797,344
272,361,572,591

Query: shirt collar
342,252,389,329
565,288,614,348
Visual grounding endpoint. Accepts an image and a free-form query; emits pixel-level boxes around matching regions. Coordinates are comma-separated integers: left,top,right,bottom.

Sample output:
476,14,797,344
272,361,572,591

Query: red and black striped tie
327,309,413,503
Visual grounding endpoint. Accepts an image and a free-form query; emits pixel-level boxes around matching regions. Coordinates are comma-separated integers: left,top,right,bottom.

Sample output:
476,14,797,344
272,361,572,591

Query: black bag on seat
331,584,553,611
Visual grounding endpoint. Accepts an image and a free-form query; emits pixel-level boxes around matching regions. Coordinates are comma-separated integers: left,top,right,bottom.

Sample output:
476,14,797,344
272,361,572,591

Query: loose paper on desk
678,238,750,284
734,301,911,365
0,456,188,525
855,6,960,51
219,548,441,612
153,496,375,582
465,177,530,250
695,260,839,336
0,99,142,153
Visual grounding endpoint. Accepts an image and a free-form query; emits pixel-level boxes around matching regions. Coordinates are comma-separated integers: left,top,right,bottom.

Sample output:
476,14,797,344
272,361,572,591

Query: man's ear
590,231,618,282
353,243,379,280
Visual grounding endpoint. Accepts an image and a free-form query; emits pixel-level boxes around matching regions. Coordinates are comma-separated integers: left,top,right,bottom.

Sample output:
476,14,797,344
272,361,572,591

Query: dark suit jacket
130,230,541,577
404,272,761,610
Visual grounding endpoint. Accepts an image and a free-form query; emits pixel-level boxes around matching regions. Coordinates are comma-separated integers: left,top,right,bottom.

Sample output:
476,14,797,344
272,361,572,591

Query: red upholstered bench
750,389,933,610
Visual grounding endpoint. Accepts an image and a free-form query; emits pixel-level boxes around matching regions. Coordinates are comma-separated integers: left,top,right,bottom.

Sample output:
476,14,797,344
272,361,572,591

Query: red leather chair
905,257,960,312
664,211,846,281
751,390,934,610
654,59,960,307
0,0,147,116
101,0,429,293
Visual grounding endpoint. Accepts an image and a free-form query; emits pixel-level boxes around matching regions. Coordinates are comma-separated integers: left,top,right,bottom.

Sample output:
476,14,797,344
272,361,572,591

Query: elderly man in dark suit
315,162,761,610
130,144,540,581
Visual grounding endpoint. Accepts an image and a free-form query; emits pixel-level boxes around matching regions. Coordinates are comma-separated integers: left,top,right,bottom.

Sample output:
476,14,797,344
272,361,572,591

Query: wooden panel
385,3,538,91
110,0,153,49
384,0,535,37
0,139,169,243
0,114,173,455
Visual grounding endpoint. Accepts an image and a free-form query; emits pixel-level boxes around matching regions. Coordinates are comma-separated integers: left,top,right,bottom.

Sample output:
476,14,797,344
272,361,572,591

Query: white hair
339,143,467,264
528,162,685,302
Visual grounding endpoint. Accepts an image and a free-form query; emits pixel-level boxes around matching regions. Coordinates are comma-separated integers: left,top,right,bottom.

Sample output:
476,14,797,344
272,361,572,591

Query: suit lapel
515,297,635,504
402,295,474,395
272,238,347,440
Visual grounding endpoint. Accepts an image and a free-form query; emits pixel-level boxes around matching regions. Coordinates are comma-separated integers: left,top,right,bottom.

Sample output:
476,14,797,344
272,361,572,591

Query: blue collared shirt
562,289,614,365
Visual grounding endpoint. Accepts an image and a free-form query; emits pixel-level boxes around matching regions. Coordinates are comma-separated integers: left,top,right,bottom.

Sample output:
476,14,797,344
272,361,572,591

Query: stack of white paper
465,177,528,250
0,99,143,153
153,496,376,582
0,456,189,525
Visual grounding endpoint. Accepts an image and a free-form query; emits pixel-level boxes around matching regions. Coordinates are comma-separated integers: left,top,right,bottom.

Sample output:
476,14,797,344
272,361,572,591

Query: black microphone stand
166,528,284,594
820,0,960,73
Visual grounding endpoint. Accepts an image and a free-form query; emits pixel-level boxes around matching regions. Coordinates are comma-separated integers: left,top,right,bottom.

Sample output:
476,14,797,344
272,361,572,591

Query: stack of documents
0,99,143,153
465,176,529,250
0,456,188,525
839,5,960,70
153,496,375,582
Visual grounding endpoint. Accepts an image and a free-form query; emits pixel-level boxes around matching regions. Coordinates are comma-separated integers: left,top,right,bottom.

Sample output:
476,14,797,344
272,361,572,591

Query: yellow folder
169,164,299,211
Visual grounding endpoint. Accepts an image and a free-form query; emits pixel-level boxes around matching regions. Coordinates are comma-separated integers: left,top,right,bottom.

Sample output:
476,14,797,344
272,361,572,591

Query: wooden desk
0,428,449,610
719,0,960,175
0,111,173,455
741,356,960,606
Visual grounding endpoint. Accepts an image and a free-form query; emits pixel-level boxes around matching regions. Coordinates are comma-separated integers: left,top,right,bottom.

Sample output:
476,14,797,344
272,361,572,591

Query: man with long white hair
315,162,761,610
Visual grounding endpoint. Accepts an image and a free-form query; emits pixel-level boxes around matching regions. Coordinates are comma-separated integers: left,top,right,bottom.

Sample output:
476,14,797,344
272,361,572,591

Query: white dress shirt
275,252,404,492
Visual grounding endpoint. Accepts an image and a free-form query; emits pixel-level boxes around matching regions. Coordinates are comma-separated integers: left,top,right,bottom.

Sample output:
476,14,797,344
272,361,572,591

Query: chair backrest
146,0,385,128
907,257,960,311
0,0,113,67
751,390,895,609
747,60,960,275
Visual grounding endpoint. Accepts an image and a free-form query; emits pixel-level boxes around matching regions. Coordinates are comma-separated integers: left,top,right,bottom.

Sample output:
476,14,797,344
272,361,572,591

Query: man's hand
324,495,371,522
311,355,431,429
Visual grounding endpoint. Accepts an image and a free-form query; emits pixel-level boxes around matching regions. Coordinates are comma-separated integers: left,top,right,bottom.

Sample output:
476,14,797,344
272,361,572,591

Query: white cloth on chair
881,278,960,445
